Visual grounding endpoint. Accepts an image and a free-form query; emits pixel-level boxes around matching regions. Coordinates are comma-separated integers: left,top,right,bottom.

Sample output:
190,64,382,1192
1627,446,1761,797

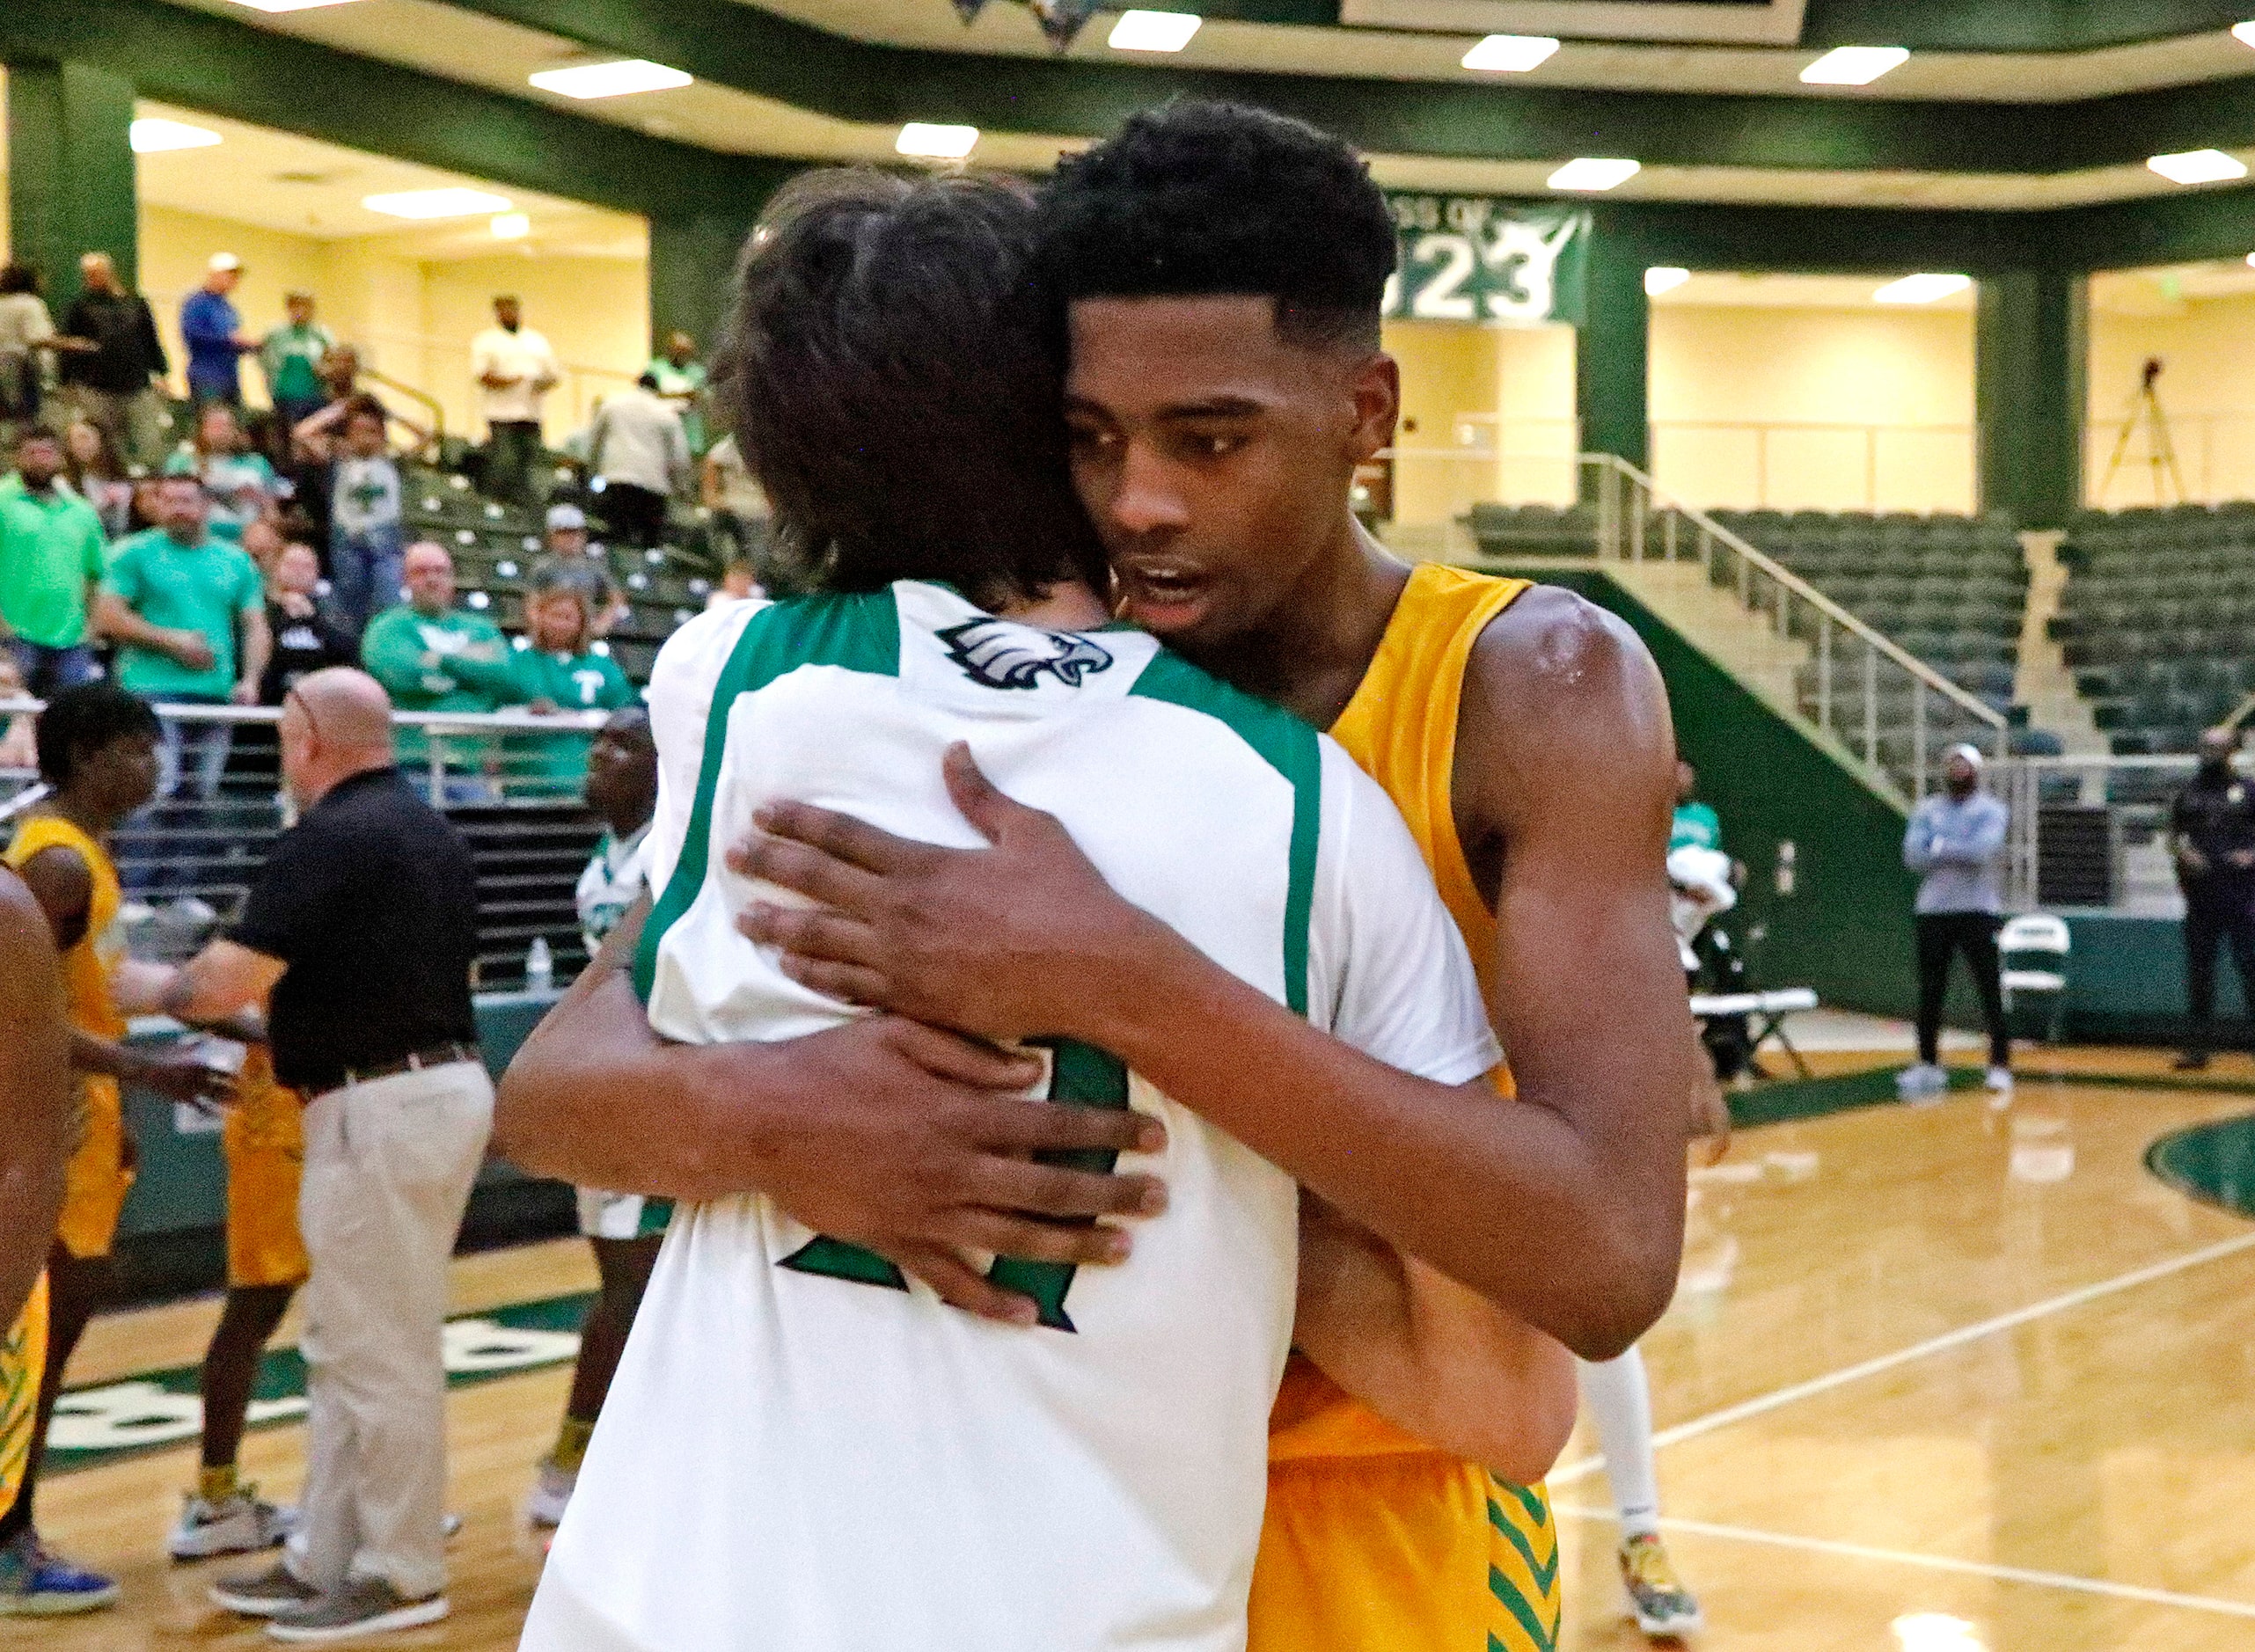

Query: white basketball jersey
523,581,1500,1652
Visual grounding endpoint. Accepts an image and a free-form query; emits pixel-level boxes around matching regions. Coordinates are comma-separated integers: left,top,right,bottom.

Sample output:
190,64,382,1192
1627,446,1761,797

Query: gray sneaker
210,1561,320,1617
267,1576,448,1643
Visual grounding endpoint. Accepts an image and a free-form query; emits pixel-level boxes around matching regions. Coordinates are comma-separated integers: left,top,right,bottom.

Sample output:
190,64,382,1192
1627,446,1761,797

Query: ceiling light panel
226,0,366,11
528,60,692,99
362,187,513,220
1548,157,1640,193
1800,46,1910,86
1644,267,1691,296
897,123,980,160
1461,34,1560,73
490,213,531,240
2148,149,2249,185
1874,274,1972,304
2236,21,2255,48
129,119,223,154
1108,11,1201,52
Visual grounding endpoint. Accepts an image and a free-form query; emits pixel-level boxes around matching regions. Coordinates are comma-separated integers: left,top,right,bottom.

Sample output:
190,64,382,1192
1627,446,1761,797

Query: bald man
167,669,491,1641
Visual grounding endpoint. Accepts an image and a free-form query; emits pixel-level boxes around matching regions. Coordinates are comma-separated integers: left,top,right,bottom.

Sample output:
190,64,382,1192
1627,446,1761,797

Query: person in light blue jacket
1899,743,2013,1100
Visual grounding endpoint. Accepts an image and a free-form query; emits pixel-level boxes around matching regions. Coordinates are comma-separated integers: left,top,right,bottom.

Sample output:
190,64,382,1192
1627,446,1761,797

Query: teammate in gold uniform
3,683,232,1612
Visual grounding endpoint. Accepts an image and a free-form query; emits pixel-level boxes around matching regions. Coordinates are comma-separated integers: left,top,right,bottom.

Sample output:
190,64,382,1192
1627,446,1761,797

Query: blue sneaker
0,1532,122,1616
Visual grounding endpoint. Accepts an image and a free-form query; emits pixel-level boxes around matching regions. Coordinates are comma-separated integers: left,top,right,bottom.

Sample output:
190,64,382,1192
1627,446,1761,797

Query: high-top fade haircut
718,169,1107,608
1037,100,1397,353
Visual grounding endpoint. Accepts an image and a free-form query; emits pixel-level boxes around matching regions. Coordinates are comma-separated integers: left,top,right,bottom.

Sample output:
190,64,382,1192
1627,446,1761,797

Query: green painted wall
1576,222,1651,473
4,60,137,300
1977,270,2089,530
649,211,759,362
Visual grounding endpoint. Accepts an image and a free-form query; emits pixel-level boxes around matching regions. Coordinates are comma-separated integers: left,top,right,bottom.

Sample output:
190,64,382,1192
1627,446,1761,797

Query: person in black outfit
160,668,492,1639
2169,727,2255,1070
56,253,168,471
260,541,358,702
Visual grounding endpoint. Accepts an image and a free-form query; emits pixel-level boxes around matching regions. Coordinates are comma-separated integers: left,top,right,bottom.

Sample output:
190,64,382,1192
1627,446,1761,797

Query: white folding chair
1998,912,2071,1044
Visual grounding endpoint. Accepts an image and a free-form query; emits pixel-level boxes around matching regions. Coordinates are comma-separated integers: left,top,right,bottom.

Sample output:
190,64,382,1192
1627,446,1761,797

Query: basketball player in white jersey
518,173,1560,1652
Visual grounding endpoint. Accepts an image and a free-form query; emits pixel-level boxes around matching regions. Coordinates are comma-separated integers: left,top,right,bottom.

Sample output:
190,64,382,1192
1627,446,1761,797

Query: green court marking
2147,1115,2255,1222
48,1290,591,1475
1725,1064,1985,1129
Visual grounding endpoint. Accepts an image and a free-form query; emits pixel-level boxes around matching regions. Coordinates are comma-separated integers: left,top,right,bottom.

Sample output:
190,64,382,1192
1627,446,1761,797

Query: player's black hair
35,681,160,788
716,168,1107,609
1037,100,1397,353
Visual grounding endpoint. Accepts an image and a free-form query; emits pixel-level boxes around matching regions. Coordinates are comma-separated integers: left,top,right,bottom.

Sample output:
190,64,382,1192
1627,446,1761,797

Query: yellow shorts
55,1079,131,1263
224,1050,308,1290
1249,1453,1560,1652
0,1276,48,1523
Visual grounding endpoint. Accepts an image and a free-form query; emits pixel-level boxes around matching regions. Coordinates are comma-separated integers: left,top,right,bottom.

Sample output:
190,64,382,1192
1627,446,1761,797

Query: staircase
2011,530,2106,757
1604,559,1813,720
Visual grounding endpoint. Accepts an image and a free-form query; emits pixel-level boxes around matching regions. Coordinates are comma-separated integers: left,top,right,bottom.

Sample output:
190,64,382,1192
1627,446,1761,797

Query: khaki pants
287,1060,493,1601
59,384,168,471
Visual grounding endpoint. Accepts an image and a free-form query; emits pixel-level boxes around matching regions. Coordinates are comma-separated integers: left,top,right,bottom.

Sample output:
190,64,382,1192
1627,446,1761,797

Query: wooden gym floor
7,1065,2254,1651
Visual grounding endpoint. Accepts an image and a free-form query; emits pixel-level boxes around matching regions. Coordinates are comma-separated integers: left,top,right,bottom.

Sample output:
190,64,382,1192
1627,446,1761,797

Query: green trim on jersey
633,591,902,1003
1126,650,1322,1018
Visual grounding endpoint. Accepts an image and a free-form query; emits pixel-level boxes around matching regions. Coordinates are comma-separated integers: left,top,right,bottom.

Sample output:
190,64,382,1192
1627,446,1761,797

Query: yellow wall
134,205,648,445
1384,319,1577,522
2088,291,2255,505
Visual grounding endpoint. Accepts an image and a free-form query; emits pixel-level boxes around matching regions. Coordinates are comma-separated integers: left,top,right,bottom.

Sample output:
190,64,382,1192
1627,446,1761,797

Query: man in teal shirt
360,541,523,801
509,563,635,798
94,474,270,810
646,332,708,456
0,429,108,696
260,293,335,435
1669,760,1724,854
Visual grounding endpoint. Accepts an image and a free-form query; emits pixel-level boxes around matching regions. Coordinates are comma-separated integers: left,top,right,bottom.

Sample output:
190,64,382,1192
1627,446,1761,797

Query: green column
1976,269,2087,529
1576,222,1651,472
5,60,138,303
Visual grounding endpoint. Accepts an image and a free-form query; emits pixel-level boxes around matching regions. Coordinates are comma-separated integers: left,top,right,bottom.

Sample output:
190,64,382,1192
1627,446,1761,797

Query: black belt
335,1042,480,1089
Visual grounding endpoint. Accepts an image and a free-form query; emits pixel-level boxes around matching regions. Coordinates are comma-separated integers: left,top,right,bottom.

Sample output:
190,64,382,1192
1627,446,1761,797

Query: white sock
1578,1345,1662,1539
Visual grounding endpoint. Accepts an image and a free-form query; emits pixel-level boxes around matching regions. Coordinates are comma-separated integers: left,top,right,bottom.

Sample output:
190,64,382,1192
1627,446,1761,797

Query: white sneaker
1895,1063,1948,1102
525,1460,575,1529
169,1488,293,1561
1986,1065,2014,1095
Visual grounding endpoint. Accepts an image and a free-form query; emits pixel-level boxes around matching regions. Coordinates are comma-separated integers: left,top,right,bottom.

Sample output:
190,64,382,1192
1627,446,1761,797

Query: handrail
0,699,608,733
1579,451,2009,734
357,363,446,446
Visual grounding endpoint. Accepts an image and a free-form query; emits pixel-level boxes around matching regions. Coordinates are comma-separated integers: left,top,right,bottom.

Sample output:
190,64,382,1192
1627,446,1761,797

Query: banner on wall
1381,195,1590,327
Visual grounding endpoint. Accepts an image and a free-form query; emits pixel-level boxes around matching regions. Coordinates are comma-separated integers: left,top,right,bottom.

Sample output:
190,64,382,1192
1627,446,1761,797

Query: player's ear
1346,353,1399,465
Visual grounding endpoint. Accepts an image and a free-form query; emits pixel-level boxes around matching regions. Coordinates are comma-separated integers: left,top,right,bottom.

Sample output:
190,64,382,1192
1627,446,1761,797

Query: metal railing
1582,454,2010,807
1988,753,2255,916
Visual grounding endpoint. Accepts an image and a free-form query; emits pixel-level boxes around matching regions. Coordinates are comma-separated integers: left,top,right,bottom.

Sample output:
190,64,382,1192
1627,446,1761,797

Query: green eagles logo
937,618,1112,691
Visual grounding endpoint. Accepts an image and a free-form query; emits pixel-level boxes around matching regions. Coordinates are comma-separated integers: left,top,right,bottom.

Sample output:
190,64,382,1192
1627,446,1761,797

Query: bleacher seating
1460,501,1598,558
2051,501,2255,765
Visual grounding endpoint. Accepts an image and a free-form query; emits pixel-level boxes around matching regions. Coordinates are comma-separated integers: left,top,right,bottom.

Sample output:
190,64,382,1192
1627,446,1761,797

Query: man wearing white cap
1900,744,2013,1098
181,254,255,407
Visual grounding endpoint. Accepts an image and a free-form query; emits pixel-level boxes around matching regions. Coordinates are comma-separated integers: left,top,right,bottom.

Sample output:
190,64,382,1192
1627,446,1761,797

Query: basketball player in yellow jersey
726,104,1705,1649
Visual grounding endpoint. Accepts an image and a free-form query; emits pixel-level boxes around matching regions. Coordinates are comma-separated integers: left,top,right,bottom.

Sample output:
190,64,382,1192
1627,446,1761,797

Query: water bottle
526,935,554,993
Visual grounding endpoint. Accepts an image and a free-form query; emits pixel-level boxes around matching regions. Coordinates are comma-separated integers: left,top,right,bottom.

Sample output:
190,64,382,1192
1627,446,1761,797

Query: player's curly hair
35,681,160,788
1036,100,1396,352
716,169,1107,609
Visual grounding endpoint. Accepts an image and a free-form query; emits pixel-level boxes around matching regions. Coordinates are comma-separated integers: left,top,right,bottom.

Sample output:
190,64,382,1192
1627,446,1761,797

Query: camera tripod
2097,356,2188,506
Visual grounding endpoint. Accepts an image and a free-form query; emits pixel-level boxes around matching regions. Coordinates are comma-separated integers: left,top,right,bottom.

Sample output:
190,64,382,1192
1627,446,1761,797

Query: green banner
1381,196,1590,327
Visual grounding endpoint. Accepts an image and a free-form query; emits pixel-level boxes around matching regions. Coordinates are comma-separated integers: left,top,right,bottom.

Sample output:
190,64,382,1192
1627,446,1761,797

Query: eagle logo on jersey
936,618,1113,691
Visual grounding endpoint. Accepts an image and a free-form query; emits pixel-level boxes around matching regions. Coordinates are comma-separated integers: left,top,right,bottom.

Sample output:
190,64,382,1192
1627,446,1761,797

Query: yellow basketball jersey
0,1276,48,1524
1249,561,1560,1652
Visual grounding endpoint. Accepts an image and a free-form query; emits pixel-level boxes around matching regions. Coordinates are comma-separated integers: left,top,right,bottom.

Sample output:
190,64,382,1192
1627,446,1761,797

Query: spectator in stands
165,668,489,1641
1900,744,2013,1100
543,503,628,636
260,293,334,437
699,430,777,584
1671,761,1723,853
260,539,356,705
180,254,257,408
0,656,37,771
166,403,280,544
588,371,686,549
0,263,65,441
57,253,167,471
472,296,560,508
61,418,134,540
646,331,708,454
320,397,406,633
360,541,518,801
93,474,271,815
0,428,108,696
2168,727,2255,1071
510,561,635,797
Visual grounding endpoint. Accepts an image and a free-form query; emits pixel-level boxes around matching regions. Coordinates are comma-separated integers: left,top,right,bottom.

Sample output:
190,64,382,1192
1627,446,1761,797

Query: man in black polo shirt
161,668,490,1641
2169,726,2255,1071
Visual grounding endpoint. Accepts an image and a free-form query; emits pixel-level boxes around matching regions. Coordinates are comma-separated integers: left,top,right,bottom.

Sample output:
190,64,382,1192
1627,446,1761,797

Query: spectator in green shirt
1670,760,1723,854
259,293,335,436
360,540,520,802
646,331,709,456
0,429,108,696
509,562,635,797
93,473,271,811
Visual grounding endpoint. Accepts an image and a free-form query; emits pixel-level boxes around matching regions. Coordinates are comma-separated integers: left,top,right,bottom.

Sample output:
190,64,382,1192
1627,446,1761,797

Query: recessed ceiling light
226,0,366,11
528,60,692,99
897,122,979,160
1874,273,1971,304
1644,267,1691,296
2149,148,2248,185
1800,46,1910,85
1461,33,1560,73
2235,21,2255,48
129,119,223,154
1548,157,1640,193
362,187,513,220
491,213,531,240
1108,10,1201,52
